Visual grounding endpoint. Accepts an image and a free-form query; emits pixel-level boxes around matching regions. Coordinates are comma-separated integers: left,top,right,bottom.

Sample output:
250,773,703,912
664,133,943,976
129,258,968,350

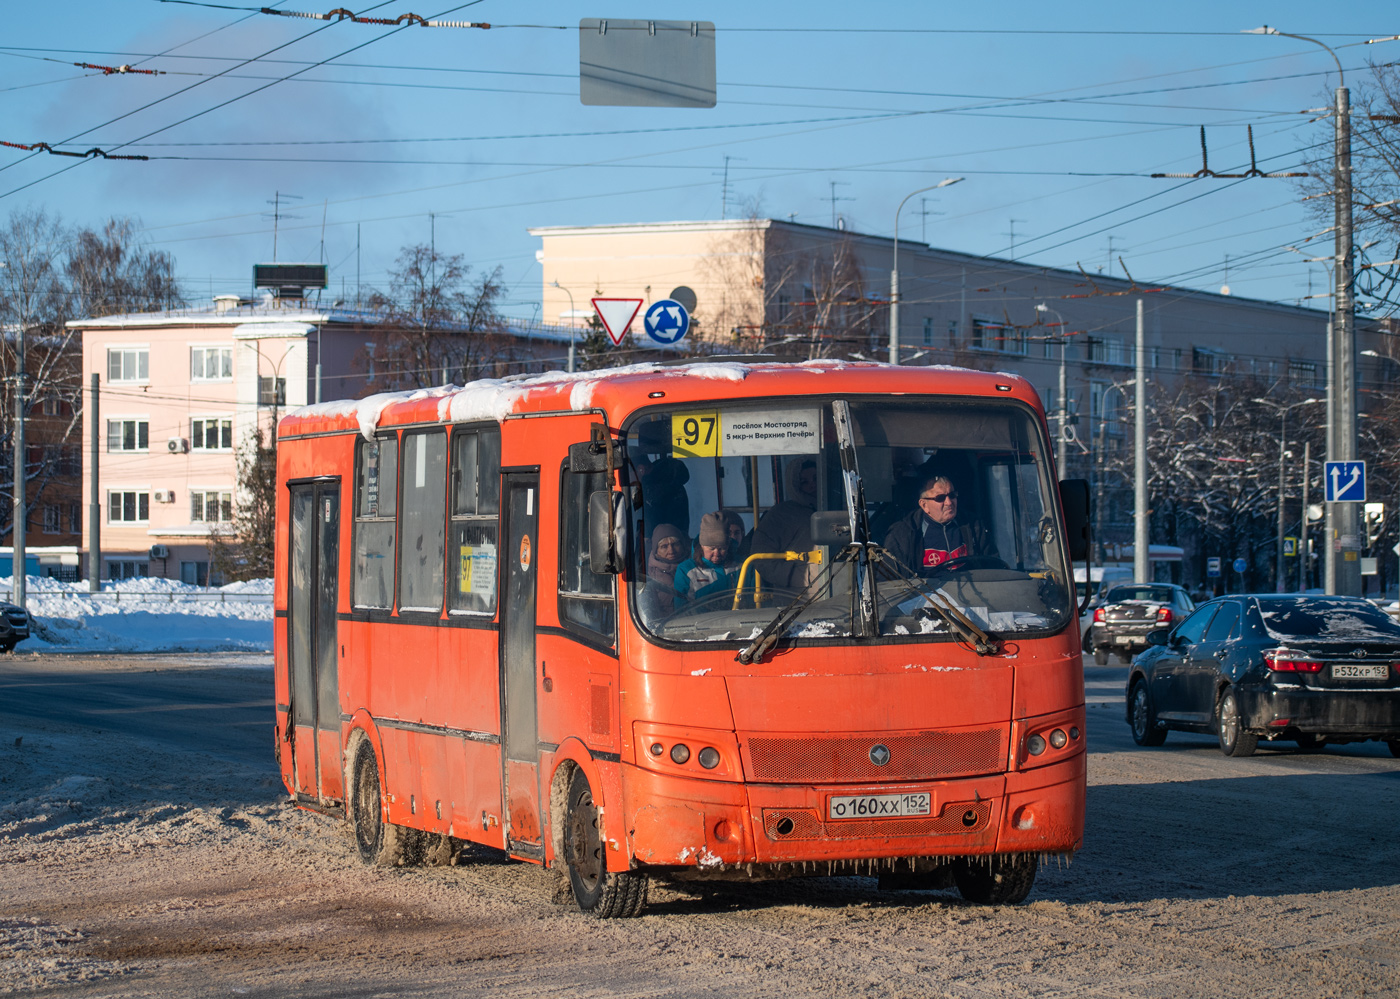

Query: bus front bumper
621,753,1084,872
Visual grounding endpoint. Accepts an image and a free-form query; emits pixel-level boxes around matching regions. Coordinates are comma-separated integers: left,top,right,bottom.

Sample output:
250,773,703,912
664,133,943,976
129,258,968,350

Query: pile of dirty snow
8,576,273,653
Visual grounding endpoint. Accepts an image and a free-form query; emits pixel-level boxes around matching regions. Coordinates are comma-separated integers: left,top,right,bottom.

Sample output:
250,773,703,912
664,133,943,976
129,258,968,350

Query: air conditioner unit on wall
153,490,175,503
148,544,170,560
167,437,189,454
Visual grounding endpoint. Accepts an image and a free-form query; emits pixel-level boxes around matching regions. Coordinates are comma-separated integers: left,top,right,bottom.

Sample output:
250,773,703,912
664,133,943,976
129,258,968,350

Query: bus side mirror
1059,478,1091,561
810,510,852,546
589,490,626,574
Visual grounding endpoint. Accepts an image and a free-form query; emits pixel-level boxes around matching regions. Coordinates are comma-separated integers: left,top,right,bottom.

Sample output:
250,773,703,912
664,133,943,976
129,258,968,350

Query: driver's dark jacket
881,510,994,577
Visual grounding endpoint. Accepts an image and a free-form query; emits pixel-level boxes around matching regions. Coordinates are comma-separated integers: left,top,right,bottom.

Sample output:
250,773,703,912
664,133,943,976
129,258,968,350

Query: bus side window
353,435,398,610
399,430,447,613
449,428,501,616
558,467,615,643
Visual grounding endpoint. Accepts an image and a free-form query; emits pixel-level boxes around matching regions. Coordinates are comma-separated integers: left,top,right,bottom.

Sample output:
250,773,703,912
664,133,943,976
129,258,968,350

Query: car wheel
1129,680,1167,746
1216,689,1258,758
1293,733,1325,753
349,739,407,866
952,853,1038,905
1093,647,1109,666
563,768,647,918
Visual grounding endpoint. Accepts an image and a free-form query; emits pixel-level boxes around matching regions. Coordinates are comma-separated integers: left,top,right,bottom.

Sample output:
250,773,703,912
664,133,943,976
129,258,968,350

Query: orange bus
273,361,1091,916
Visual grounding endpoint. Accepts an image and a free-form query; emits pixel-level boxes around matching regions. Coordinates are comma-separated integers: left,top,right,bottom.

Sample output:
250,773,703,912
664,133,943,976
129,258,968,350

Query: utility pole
1299,440,1310,591
88,373,100,592
11,335,24,608
824,181,853,229
1248,27,1360,595
889,179,964,365
1276,414,1289,592
1006,219,1027,261
1134,298,1148,584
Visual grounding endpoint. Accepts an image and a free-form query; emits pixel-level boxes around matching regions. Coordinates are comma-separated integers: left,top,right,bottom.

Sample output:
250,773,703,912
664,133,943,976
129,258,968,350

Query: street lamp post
1035,303,1071,474
1251,26,1359,595
1254,396,1321,592
550,280,577,374
889,178,963,365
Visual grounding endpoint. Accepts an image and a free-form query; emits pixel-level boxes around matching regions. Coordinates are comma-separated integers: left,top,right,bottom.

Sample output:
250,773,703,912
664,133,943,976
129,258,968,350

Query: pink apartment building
73,298,387,583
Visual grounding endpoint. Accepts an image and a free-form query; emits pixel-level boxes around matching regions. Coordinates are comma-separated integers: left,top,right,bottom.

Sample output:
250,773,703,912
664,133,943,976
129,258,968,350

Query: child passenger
674,512,736,602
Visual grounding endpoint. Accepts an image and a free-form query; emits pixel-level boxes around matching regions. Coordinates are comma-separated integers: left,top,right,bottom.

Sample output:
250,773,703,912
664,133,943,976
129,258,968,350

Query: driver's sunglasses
921,491,958,504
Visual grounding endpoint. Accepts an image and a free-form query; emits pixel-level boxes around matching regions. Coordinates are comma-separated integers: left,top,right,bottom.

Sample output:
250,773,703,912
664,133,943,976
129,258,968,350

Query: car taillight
1264,651,1324,673
1156,607,1173,623
1093,607,1105,622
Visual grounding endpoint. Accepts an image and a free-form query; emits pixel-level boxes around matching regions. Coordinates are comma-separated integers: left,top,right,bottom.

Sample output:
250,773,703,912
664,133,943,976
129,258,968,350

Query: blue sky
1,1,1395,320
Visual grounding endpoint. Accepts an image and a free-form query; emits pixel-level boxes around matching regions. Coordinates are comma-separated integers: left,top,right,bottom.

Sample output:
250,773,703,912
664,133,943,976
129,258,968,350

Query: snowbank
10,576,273,654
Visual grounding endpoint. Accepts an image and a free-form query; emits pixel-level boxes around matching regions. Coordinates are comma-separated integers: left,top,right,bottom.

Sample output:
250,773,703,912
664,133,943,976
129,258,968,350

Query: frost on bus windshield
625,398,1073,645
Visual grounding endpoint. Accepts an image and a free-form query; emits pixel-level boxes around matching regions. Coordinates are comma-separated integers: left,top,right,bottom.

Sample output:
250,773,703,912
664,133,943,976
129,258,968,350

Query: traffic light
1363,502,1385,546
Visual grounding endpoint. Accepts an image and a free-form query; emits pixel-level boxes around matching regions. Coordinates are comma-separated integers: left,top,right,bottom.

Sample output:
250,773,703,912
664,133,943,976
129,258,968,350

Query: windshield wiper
870,546,1003,656
736,547,855,665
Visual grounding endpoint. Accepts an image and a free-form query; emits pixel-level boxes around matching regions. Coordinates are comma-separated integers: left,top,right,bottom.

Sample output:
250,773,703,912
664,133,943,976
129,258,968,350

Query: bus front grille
744,728,1005,784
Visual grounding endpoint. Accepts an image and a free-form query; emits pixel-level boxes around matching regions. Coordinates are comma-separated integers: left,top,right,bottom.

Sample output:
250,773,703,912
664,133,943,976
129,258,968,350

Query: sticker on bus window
721,408,820,456
671,411,720,458
519,534,532,572
459,543,497,596
672,408,821,458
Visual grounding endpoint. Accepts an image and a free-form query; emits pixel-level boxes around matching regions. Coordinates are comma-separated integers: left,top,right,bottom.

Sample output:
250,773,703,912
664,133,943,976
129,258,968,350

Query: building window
398,431,446,613
1289,359,1319,387
1193,347,1226,376
191,418,233,450
190,346,233,381
1087,336,1127,366
107,348,148,383
922,317,935,347
258,376,286,407
68,503,81,533
353,435,398,610
40,396,66,416
947,320,958,347
971,318,992,350
180,561,210,586
449,428,501,616
108,491,150,524
42,505,61,535
191,490,233,522
107,419,149,452
559,467,616,642
108,560,149,580
1173,348,1183,370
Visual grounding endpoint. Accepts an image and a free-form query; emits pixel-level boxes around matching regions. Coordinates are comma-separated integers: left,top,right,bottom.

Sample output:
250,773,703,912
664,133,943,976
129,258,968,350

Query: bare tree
66,218,182,318
369,243,509,388
209,424,276,583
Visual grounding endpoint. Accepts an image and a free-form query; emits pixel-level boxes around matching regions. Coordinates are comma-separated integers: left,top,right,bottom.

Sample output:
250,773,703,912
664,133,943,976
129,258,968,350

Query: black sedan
1127,594,1400,757
0,600,28,651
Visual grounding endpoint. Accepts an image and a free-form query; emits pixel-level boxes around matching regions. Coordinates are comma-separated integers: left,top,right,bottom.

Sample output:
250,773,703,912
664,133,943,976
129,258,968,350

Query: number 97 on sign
672,411,719,457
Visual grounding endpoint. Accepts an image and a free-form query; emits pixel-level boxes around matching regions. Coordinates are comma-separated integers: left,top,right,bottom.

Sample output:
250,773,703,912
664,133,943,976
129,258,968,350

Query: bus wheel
563,769,647,918
350,739,406,866
952,853,1037,905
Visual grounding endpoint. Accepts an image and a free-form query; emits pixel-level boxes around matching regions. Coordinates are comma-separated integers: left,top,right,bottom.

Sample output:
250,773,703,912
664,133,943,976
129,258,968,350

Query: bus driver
882,472,995,576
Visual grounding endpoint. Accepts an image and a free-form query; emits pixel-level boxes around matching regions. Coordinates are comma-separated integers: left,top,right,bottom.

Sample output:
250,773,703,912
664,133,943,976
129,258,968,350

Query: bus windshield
626,397,1073,645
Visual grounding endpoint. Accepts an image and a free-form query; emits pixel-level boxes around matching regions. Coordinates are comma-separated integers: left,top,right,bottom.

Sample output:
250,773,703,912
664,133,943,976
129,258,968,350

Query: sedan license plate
1331,663,1390,680
828,792,931,821
1115,635,1138,645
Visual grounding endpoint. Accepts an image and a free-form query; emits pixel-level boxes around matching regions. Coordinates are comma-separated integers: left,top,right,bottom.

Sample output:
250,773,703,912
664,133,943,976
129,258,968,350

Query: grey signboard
580,19,716,107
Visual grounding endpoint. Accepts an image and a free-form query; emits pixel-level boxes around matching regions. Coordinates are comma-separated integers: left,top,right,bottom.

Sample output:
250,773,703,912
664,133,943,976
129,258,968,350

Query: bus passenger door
287,480,343,806
500,471,543,856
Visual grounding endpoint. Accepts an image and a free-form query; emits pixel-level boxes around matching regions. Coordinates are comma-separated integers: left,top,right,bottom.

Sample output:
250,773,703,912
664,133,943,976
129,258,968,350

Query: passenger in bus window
639,455,691,538
882,472,996,576
749,457,819,589
674,513,737,602
719,509,749,568
638,524,686,623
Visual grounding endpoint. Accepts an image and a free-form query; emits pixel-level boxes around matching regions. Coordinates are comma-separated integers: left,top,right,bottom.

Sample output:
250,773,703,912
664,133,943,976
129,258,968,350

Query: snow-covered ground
6,576,273,654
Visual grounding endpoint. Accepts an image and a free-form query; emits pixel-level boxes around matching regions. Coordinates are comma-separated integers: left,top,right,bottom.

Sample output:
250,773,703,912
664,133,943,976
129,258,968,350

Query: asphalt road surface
2,653,1397,998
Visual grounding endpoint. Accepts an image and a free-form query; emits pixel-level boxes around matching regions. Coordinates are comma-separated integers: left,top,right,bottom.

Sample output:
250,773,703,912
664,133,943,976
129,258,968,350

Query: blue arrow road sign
1207,557,1221,578
1324,460,1366,502
643,299,690,345
1233,557,1247,574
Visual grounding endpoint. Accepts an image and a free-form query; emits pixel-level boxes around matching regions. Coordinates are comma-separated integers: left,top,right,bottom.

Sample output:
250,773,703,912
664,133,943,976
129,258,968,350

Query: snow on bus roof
291,358,1005,439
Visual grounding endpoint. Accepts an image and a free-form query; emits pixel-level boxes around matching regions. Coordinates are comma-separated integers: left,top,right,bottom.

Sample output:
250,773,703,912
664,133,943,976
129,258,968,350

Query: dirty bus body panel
273,362,1086,914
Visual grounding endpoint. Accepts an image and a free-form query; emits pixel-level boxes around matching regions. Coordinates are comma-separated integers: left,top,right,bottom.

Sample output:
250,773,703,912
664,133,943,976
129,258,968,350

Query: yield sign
591,298,643,346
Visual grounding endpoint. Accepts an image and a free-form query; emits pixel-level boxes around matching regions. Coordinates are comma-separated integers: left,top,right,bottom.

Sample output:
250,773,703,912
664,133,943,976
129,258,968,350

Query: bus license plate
1332,663,1389,680
828,792,931,820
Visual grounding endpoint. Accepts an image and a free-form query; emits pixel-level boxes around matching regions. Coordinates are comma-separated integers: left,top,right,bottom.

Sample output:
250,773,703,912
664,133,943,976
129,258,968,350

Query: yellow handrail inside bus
732,549,824,609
